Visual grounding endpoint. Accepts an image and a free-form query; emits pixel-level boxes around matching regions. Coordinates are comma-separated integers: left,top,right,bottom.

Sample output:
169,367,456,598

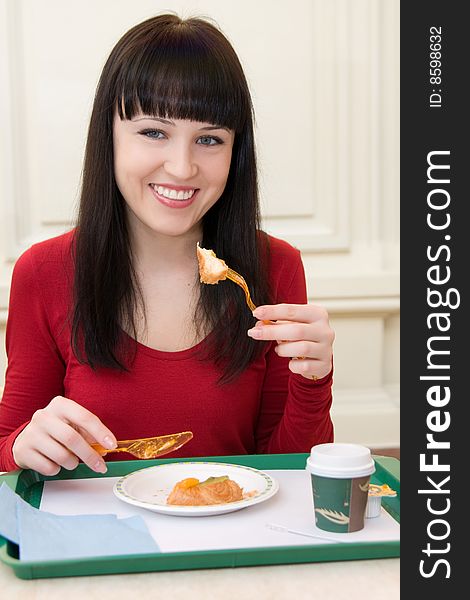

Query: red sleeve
0,249,66,471
255,251,334,453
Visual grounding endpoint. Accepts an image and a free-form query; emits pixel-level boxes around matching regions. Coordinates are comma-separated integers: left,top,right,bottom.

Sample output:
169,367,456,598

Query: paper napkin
0,482,159,561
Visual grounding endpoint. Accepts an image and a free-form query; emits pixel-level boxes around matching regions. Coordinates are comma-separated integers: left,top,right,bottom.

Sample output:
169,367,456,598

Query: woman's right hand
12,396,117,476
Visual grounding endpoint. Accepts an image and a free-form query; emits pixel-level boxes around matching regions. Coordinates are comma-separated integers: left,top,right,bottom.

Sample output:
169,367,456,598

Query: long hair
72,14,271,383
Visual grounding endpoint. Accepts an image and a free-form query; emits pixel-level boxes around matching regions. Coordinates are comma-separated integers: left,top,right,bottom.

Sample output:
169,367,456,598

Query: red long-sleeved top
0,231,333,471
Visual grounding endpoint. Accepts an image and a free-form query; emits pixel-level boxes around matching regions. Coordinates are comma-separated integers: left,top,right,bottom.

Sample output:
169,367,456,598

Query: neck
128,218,202,274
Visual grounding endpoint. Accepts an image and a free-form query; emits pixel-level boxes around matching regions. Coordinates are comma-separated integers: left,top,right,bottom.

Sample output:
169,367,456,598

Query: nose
163,141,198,180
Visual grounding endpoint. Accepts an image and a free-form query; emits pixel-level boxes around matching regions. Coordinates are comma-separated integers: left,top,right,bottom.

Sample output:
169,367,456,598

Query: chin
147,223,196,238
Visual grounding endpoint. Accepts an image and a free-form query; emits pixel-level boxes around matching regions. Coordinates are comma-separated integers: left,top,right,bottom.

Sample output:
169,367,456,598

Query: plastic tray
0,453,400,579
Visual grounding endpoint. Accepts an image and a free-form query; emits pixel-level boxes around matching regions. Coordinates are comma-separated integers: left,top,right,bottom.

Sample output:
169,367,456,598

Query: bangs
114,21,250,132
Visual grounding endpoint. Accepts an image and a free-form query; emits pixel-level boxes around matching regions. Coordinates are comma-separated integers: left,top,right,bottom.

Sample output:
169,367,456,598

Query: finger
275,340,319,359
74,426,99,445
248,321,310,342
34,436,80,471
13,442,54,474
252,303,329,324
17,450,63,477
51,421,108,473
48,397,117,450
288,357,330,379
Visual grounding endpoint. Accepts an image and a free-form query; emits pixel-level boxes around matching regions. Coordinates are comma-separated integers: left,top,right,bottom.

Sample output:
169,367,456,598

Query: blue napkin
0,482,159,561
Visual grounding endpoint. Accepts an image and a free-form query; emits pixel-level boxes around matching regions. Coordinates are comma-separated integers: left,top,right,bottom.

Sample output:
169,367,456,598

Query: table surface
1,557,399,600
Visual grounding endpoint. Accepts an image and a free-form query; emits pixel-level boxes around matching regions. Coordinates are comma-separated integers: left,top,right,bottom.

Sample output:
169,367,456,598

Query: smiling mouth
149,184,197,201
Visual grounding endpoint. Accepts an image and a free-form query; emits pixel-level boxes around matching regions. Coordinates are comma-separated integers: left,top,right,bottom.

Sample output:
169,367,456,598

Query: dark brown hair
72,14,271,383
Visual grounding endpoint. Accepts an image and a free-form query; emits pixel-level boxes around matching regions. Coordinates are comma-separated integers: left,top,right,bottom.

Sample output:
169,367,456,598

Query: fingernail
103,436,116,449
253,307,265,318
95,460,107,473
248,328,262,338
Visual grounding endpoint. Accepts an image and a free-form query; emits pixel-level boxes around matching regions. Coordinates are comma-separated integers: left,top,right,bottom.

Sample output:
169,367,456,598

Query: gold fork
227,267,273,325
196,244,267,321
225,266,311,368
91,431,193,460
218,257,311,370
226,268,258,312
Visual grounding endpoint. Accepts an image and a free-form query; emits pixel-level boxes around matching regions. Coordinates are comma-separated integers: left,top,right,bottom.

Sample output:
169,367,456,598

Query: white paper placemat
40,470,399,553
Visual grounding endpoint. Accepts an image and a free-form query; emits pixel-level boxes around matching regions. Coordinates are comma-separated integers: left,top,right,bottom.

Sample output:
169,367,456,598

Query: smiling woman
73,15,265,375
113,116,234,238
0,14,334,476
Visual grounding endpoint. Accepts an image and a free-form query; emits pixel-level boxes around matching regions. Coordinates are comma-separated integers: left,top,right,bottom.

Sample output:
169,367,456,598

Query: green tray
0,453,400,579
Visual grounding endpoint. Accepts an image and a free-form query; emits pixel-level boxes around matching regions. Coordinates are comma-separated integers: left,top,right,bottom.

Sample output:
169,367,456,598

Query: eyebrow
132,116,231,133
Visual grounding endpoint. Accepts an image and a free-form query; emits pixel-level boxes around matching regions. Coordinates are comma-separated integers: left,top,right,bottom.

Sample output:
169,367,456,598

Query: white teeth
151,184,195,200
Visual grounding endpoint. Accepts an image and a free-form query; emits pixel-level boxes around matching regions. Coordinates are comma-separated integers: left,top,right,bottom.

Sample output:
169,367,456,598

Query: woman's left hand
247,303,334,381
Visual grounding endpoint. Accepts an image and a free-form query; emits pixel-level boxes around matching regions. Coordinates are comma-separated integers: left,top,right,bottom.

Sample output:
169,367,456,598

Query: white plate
113,461,279,517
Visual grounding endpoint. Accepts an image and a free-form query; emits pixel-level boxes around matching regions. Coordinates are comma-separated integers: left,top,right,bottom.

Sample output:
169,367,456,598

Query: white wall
0,0,400,447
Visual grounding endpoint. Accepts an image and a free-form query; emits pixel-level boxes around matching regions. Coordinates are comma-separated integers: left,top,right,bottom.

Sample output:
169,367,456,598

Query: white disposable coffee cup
306,443,375,533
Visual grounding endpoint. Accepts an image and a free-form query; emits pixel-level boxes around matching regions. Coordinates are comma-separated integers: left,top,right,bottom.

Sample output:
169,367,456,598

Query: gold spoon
91,431,193,459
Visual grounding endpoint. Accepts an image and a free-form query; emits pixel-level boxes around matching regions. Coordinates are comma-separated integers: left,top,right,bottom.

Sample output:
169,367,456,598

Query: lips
149,183,199,208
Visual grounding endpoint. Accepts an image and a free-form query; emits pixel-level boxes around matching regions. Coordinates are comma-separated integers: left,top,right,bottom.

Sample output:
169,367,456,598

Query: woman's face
113,113,234,240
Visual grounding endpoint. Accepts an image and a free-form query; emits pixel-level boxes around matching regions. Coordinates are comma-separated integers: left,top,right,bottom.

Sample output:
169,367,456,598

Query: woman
0,14,334,475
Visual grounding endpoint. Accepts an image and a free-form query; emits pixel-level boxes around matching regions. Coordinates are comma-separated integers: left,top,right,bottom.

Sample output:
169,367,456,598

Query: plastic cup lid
305,443,375,478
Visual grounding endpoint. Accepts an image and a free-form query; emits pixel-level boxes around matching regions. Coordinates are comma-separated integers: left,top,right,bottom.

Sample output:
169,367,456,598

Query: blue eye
139,129,165,139
197,135,222,146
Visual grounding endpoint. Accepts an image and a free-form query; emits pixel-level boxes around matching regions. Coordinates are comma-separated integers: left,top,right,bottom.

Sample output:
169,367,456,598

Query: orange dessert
196,243,228,284
167,475,244,506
